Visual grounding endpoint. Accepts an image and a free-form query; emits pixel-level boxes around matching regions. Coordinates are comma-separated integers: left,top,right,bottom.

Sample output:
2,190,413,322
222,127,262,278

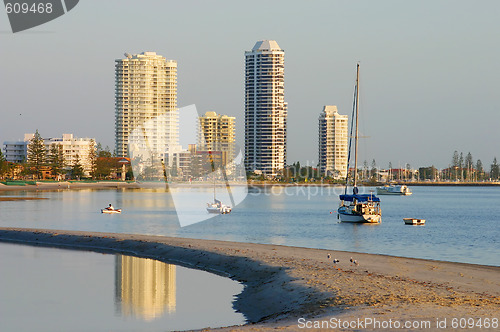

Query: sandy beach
0,227,498,331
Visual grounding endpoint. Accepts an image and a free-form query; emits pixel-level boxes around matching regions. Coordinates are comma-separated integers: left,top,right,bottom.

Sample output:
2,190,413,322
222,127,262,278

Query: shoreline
0,227,498,331
2,180,500,193
0,181,500,192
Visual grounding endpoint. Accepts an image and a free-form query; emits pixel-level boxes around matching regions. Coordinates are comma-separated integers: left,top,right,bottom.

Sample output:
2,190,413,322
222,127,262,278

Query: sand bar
0,227,498,331
0,197,48,201
0,181,142,192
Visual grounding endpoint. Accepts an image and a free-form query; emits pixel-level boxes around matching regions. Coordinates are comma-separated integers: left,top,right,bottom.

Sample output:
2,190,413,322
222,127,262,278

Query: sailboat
206,152,232,214
206,184,232,214
338,64,382,223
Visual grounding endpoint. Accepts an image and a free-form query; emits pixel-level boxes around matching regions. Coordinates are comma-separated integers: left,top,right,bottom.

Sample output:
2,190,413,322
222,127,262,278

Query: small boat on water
207,199,232,214
403,218,425,225
338,192,381,223
101,208,121,214
101,204,121,214
376,184,412,196
206,157,232,214
337,64,382,224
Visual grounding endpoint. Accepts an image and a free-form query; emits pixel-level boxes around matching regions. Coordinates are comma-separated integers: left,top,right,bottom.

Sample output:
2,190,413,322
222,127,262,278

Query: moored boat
403,218,425,225
376,184,412,195
207,199,232,214
338,193,381,223
337,64,382,224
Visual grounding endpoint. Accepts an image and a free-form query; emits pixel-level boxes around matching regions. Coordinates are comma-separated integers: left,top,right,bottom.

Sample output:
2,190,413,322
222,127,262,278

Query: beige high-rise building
115,52,178,158
198,111,236,165
318,105,348,179
245,40,287,176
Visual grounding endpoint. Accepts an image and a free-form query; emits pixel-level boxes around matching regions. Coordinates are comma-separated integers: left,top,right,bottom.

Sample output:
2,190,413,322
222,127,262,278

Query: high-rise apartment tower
318,105,348,179
245,40,287,176
198,111,236,163
115,52,178,158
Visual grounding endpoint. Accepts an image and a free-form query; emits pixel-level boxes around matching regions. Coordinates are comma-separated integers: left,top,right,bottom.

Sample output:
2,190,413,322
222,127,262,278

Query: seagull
350,257,353,263
353,260,359,266
333,259,340,264
327,253,331,260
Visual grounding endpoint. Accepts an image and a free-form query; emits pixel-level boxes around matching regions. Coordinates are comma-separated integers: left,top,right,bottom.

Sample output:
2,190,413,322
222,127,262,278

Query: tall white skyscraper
318,105,348,179
245,40,287,176
115,52,178,158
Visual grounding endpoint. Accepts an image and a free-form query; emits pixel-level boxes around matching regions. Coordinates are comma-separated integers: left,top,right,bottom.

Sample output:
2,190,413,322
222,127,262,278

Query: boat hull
376,190,412,196
339,211,381,223
376,185,412,196
206,205,232,214
101,209,121,214
403,218,425,225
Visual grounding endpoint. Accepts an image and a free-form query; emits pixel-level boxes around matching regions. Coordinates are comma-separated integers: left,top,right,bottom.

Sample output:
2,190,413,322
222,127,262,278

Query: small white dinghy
403,218,425,225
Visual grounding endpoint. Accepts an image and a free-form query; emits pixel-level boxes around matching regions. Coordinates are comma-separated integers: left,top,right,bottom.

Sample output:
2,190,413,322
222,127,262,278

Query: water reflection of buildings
115,255,176,321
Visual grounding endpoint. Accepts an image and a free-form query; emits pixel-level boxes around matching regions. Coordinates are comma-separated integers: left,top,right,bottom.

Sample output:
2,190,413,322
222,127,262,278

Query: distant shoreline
2,180,500,193
0,228,498,331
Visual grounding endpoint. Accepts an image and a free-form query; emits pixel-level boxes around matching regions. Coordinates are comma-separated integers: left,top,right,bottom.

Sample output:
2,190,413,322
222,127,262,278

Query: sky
1,0,499,169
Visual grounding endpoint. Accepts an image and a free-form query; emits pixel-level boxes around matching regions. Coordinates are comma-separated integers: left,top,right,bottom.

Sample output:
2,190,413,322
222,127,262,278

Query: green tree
71,154,85,179
99,145,112,158
48,144,65,179
476,159,484,181
0,149,10,179
465,152,474,181
490,157,499,180
27,130,47,179
95,142,103,155
451,150,459,180
388,162,393,181
88,139,97,179
419,166,438,181
370,159,377,180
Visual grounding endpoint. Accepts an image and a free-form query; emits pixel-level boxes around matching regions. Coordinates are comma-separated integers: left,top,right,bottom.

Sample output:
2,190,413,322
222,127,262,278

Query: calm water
0,185,499,266
0,242,245,332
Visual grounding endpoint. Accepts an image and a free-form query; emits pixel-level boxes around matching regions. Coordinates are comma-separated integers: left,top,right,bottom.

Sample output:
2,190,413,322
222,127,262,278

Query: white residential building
115,52,178,158
3,134,31,163
3,133,96,176
45,134,96,176
318,105,348,179
245,40,287,176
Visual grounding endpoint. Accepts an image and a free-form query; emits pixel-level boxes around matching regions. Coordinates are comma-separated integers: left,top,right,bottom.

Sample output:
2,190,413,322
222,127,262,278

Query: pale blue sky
1,0,499,169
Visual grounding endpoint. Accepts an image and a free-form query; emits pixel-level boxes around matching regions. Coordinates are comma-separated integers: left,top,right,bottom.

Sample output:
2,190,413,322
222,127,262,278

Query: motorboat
376,184,412,195
338,64,382,224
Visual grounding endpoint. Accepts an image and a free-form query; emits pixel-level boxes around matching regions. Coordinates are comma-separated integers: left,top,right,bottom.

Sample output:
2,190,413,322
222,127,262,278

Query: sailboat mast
353,63,360,188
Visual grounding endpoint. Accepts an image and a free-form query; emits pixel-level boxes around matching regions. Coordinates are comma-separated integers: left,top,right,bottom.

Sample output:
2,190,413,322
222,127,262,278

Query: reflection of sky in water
0,242,244,332
0,186,499,266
